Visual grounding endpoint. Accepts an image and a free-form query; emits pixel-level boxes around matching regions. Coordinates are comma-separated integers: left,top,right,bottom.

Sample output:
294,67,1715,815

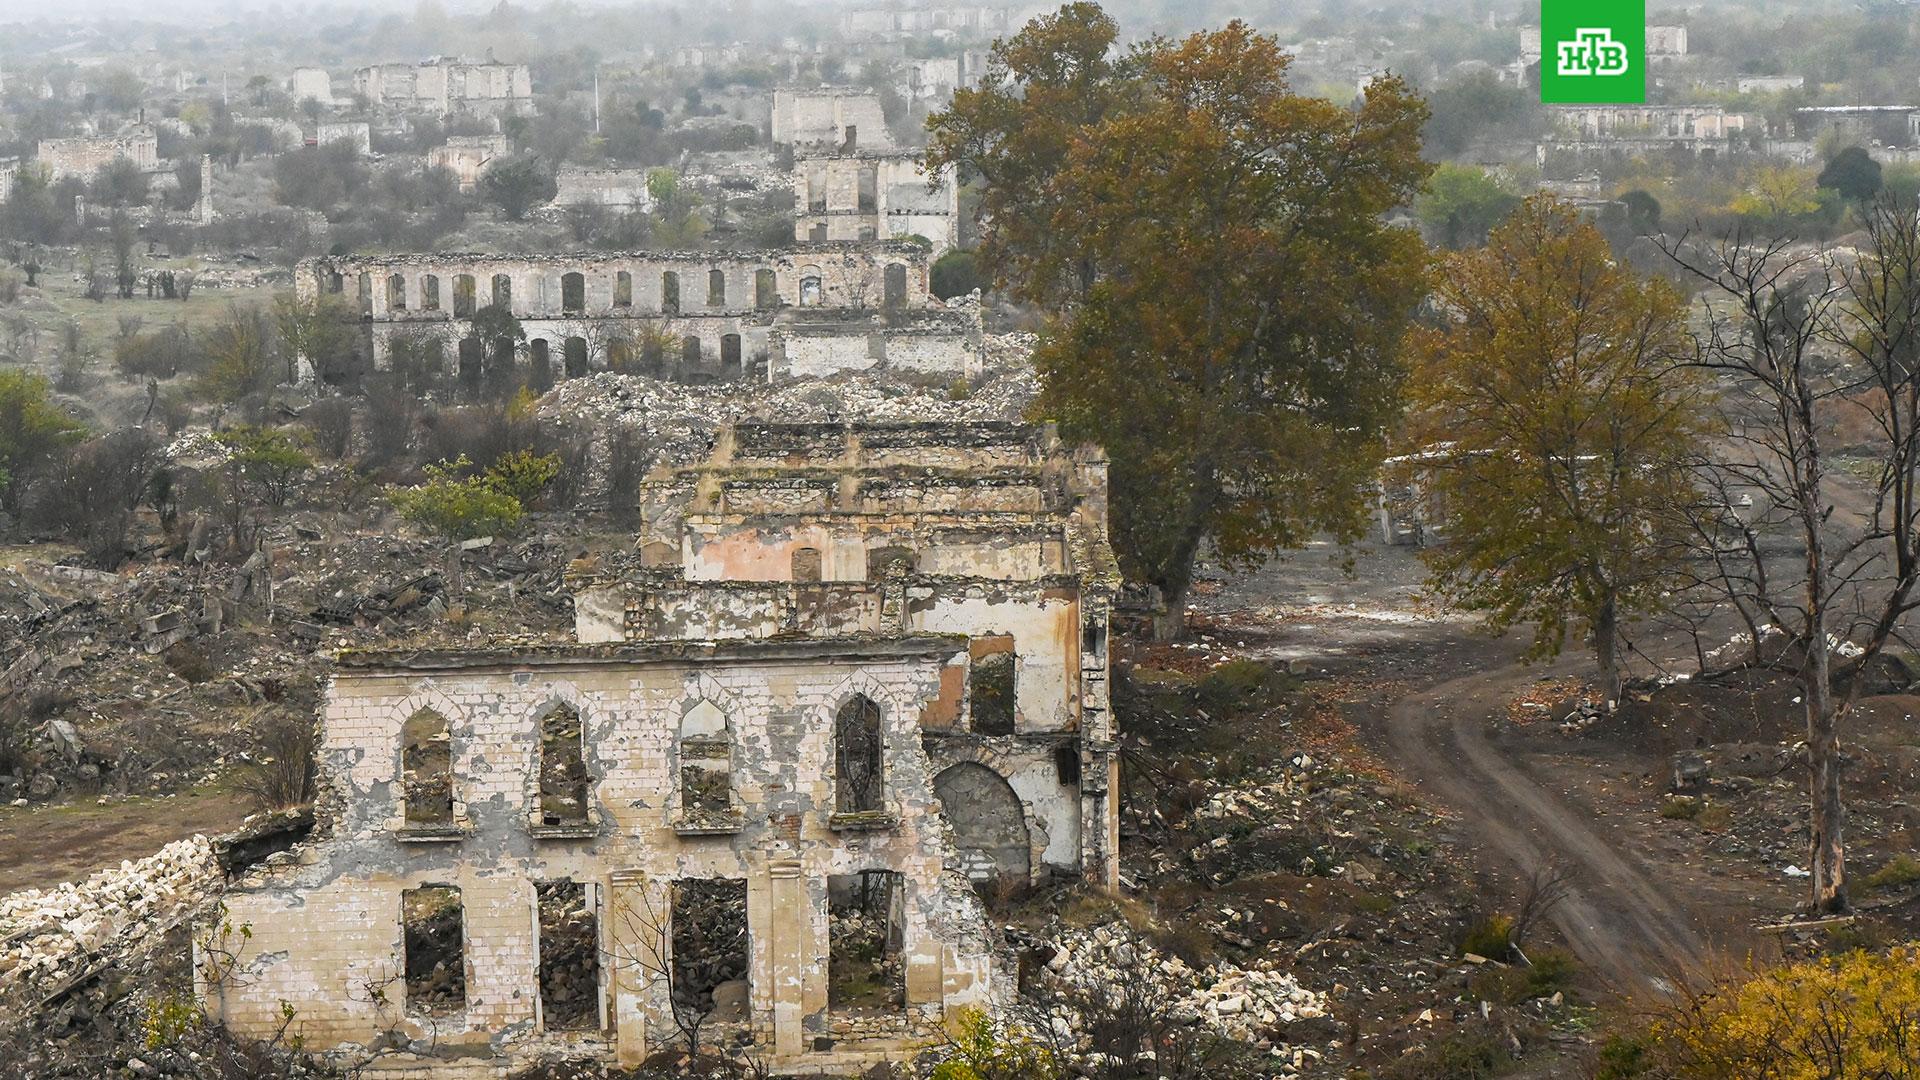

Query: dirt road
1386,659,1714,993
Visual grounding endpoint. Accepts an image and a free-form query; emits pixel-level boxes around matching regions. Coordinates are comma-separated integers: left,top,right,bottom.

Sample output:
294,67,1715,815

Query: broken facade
429,135,513,192
35,125,159,181
793,152,959,256
204,421,1118,1075
771,89,893,152
295,245,981,386
353,60,533,117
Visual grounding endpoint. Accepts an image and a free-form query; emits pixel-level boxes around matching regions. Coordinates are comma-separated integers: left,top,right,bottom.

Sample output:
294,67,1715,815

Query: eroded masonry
203,421,1119,1076
295,244,983,388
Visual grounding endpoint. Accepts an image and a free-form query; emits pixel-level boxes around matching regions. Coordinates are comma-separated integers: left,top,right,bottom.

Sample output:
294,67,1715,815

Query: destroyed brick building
296,245,983,386
200,421,1119,1075
793,153,959,255
353,59,534,117
35,124,160,181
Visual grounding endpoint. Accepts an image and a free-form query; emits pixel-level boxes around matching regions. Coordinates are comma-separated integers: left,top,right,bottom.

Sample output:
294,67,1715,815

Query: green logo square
1540,0,1646,103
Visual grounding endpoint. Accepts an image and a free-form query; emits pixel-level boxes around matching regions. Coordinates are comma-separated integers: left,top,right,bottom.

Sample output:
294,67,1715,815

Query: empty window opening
402,709,453,825
422,274,441,311
491,273,512,310
357,272,373,315
326,270,344,294
387,273,407,311
969,637,1016,735
791,546,823,583
679,700,733,821
835,695,884,813
641,335,665,377
809,223,829,244
755,268,777,310
857,167,877,213
681,335,702,368
561,271,586,313
529,338,552,391
721,333,742,378
614,270,633,307
841,124,859,153
828,871,904,1014
538,703,589,827
661,271,680,314
866,545,915,580
800,275,823,307
1053,745,1081,786
424,339,447,381
607,338,633,372
537,880,601,1031
457,337,484,387
671,878,750,1026
883,263,907,310
708,268,726,307
453,274,477,317
403,885,465,1016
806,167,826,213
564,336,590,378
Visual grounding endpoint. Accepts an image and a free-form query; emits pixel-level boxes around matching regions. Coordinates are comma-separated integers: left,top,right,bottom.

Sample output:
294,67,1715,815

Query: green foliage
646,168,710,246
214,424,315,508
1862,854,1920,892
387,456,526,542
0,368,88,513
484,448,561,506
479,154,558,221
932,1009,1060,1080
197,305,277,404
931,248,984,299
1661,797,1702,820
927,7,1430,634
272,292,359,388
1819,146,1884,203
1594,1034,1651,1080
1620,189,1661,234
1415,164,1522,249
1378,1028,1504,1080
142,990,202,1049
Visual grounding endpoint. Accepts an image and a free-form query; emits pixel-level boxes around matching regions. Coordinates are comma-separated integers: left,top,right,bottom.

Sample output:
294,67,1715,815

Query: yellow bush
1651,947,1920,1079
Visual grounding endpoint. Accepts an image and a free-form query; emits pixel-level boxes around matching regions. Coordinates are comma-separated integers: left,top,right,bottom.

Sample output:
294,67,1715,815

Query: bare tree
1663,197,1920,912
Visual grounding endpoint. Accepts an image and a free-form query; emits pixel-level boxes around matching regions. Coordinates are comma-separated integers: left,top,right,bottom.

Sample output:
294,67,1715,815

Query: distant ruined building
202,421,1120,1075
296,243,984,387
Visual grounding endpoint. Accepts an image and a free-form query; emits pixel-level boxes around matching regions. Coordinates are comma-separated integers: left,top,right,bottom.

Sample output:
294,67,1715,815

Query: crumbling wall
207,642,997,1072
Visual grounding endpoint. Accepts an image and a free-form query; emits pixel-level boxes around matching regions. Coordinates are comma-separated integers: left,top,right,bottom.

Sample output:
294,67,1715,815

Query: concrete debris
0,835,219,1005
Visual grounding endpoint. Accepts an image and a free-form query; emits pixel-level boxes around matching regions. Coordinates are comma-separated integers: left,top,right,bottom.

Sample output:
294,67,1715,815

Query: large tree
927,5,1431,638
0,369,87,515
1409,196,1708,703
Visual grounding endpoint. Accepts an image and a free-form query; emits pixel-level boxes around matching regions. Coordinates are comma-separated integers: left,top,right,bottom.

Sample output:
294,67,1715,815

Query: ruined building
771,88,893,152
296,245,983,387
202,421,1119,1076
353,59,533,117
35,124,159,181
429,135,512,192
793,152,959,256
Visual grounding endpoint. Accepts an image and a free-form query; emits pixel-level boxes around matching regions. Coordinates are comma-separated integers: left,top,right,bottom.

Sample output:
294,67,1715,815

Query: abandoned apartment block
202,421,1119,1075
295,244,984,387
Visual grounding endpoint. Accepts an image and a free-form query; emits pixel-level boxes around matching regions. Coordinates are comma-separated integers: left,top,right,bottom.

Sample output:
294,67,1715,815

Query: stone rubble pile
1041,922,1331,1062
0,835,220,1001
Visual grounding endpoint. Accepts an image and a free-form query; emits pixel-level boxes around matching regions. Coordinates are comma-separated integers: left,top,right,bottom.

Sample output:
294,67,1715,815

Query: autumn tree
1663,197,1920,913
199,305,277,403
926,5,1430,638
1410,196,1708,703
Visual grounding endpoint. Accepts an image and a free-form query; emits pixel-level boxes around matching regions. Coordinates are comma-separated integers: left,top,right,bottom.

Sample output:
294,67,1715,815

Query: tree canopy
926,4,1431,637
1410,196,1708,701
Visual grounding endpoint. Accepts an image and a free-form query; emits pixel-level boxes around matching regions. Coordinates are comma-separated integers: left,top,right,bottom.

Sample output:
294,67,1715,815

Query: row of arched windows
396,694,888,829
357,267,789,317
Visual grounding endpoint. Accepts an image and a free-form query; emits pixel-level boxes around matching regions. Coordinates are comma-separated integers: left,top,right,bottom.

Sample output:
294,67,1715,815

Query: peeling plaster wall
208,643,997,1072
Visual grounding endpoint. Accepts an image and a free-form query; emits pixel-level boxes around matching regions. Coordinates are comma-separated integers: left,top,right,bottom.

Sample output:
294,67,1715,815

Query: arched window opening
834,696,884,813
661,271,680,314
564,336,590,378
969,636,1016,735
614,270,633,307
491,272,512,310
561,271,586,313
402,709,453,826
529,338,552,392
755,268,777,310
453,274,477,317
708,268,726,307
800,275,823,307
720,334,742,379
387,273,407,311
679,700,733,820
537,703,589,827
422,274,441,311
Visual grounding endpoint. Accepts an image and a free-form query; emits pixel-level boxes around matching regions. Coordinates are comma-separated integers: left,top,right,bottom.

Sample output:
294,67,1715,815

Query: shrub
931,1009,1058,1080
1379,1029,1504,1080
163,642,217,684
1460,914,1516,961
1195,659,1285,716
301,398,355,460
1863,854,1920,893
1660,796,1701,820
236,710,317,811
1643,948,1920,1078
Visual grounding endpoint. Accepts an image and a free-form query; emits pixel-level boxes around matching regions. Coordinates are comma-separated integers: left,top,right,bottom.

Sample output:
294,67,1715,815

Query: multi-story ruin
793,153,959,255
772,88,892,152
354,59,533,117
35,124,159,181
296,245,983,386
201,420,1119,1076
428,135,512,192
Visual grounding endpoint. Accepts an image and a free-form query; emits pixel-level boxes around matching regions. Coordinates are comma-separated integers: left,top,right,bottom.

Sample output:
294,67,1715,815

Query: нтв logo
1540,0,1645,103
1556,28,1630,76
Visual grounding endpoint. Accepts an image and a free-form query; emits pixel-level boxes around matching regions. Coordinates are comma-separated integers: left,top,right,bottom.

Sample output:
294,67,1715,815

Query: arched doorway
934,763,1030,887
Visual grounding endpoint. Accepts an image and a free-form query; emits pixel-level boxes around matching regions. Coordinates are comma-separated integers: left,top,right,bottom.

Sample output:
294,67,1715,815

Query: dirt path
0,788,251,894
1386,659,1714,994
